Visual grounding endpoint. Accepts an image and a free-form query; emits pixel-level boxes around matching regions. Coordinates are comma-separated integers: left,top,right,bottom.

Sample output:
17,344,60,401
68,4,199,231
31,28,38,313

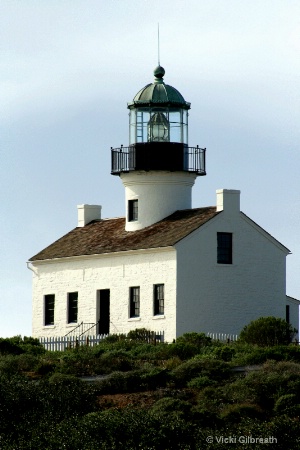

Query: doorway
97,289,110,335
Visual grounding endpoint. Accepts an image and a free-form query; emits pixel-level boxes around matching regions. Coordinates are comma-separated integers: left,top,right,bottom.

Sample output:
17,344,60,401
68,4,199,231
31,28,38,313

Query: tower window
129,287,140,317
128,199,138,221
154,284,164,315
45,294,55,326
217,232,232,264
68,292,78,323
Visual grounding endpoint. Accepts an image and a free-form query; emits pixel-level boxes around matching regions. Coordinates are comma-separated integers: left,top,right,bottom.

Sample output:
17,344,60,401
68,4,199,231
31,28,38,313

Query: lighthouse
111,65,206,231
29,62,295,344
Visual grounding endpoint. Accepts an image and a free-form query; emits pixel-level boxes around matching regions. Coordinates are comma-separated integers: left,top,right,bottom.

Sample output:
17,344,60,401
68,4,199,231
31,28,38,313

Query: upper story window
129,287,140,318
45,294,55,326
154,284,164,315
128,199,138,222
217,232,232,264
68,292,78,323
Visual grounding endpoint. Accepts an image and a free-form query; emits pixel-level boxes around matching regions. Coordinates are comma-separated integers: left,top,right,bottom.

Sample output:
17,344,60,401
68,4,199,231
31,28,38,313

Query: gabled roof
286,295,300,305
241,212,291,254
29,207,219,262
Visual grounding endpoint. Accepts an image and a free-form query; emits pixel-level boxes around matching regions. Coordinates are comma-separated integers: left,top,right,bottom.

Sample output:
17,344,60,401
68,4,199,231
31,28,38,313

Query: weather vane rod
158,23,160,66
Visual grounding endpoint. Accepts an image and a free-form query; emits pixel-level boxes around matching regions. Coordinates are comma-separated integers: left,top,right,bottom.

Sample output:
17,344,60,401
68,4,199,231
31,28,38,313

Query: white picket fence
207,332,238,342
39,331,236,351
39,331,165,351
39,334,109,351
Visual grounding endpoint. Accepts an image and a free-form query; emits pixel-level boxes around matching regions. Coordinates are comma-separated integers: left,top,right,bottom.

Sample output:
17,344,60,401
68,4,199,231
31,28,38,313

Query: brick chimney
216,189,240,214
77,204,102,227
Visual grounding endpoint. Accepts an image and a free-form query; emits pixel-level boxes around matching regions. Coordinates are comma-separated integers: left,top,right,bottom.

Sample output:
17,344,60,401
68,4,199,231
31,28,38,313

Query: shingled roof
29,207,220,261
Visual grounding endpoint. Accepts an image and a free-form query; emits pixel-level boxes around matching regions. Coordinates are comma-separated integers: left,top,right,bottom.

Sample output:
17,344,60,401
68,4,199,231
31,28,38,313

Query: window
217,232,232,264
129,287,140,317
154,284,164,315
68,292,78,323
286,305,290,324
45,294,55,326
128,199,138,221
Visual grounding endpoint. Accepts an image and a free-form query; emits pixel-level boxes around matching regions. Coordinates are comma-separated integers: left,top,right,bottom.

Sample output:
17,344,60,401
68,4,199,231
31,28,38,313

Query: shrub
0,338,24,355
176,332,212,348
166,342,200,360
0,355,21,376
96,350,134,374
0,336,45,356
220,403,265,423
187,375,217,389
96,366,168,395
102,333,126,343
170,358,231,387
139,366,168,390
212,345,236,361
127,328,156,343
225,361,300,411
150,397,192,420
239,316,297,346
36,359,57,376
48,372,81,385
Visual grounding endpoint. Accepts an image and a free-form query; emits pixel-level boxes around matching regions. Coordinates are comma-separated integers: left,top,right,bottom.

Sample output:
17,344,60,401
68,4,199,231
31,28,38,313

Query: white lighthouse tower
111,65,206,231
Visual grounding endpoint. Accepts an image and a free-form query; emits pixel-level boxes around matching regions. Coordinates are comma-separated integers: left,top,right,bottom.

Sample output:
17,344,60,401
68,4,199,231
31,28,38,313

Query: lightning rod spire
158,23,160,66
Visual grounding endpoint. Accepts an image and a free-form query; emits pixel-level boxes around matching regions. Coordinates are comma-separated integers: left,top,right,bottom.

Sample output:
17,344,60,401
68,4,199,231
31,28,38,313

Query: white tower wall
121,171,197,231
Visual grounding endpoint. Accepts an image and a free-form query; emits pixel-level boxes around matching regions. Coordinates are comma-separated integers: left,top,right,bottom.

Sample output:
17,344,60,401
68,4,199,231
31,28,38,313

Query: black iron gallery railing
111,143,206,176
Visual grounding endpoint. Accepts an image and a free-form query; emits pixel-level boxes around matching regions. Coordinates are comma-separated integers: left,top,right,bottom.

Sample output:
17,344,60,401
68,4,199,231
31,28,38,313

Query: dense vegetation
1,320,300,449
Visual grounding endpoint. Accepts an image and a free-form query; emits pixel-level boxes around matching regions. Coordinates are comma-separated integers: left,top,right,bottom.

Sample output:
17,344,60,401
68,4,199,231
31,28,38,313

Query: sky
1,0,300,337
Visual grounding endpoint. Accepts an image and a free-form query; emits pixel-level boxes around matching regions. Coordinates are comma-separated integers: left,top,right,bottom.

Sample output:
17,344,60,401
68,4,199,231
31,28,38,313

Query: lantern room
128,65,189,145
111,66,206,176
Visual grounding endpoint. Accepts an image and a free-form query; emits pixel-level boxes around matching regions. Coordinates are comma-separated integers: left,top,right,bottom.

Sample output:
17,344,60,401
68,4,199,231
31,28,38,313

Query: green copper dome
128,66,190,110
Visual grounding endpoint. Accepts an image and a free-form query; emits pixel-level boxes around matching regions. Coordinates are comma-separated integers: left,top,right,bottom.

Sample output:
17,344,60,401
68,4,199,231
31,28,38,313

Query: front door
97,289,110,335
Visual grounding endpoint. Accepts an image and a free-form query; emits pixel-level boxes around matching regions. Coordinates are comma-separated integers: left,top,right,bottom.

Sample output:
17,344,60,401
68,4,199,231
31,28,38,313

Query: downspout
26,261,39,277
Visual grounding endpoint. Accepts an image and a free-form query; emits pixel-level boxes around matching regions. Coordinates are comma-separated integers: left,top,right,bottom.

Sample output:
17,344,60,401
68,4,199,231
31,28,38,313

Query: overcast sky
1,0,300,337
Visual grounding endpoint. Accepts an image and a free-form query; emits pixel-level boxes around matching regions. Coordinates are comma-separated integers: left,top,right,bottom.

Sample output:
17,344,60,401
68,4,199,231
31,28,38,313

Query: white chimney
77,204,102,227
216,189,240,213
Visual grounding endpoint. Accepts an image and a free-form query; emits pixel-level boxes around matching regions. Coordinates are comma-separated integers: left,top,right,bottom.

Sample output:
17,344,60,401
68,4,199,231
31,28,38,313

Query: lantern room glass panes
129,107,188,145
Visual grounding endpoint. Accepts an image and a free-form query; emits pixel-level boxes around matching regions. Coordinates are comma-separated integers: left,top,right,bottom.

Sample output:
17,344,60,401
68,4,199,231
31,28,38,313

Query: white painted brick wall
31,248,177,342
121,171,196,231
286,296,300,339
175,210,288,337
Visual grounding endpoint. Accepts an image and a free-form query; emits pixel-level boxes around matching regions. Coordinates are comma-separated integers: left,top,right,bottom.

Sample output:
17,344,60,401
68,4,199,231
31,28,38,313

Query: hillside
1,330,300,449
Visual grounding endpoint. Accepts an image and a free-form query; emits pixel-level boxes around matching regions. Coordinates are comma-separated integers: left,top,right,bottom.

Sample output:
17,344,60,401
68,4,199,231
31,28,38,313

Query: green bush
127,342,170,361
187,375,217,389
225,360,300,411
0,355,21,376
166,341,201,360
0,336,45,356
220,403,264,423
150,397,192,420
139,366,168,390
274,393,300,416
171,358,231,387
96,366,168,395
61,408,195,450
212,345,236,362
96,350,134,374
127,328,156,343
101,333,127,343
239,316,297,346
48,372,82,385
176,332,212,348
36,359,57,376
